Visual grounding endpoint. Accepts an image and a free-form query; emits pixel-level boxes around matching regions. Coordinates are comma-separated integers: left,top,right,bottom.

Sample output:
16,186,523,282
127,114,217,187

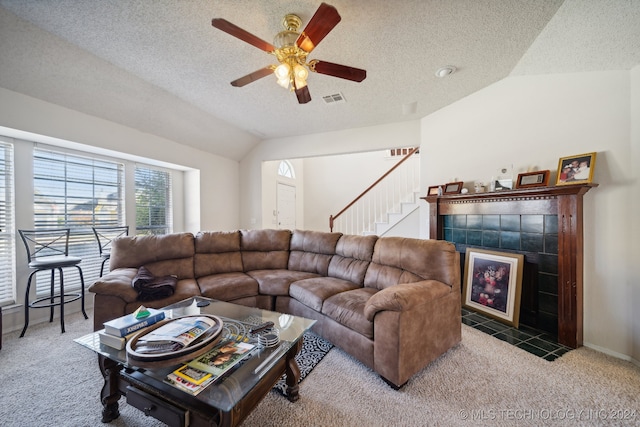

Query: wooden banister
329,147,419,231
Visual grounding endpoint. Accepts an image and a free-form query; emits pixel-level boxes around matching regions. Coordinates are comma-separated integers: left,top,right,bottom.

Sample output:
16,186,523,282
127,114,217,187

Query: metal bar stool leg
20,271,37,338
49,269,55,323
100,258,107,277
58,267,65,334
76,265,88,319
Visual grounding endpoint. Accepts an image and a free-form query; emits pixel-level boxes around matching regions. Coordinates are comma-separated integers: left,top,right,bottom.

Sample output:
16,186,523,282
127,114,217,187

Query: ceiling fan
212,2,366,104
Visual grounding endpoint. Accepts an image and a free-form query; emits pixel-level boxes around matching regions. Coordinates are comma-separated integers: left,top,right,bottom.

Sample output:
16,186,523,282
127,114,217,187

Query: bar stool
18,228,88,337
92,225,129,277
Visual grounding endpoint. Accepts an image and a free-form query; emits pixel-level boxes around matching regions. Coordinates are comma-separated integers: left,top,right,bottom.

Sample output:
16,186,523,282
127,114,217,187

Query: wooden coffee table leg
98,355,122,422
284,341,302,402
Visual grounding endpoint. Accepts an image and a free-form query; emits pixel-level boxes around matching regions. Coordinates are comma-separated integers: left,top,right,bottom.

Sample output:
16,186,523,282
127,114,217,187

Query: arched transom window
277,160,295,179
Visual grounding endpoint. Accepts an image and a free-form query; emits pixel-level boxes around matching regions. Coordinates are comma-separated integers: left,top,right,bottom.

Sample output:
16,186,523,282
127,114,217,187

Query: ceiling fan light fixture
275,63,291,79
294,77,307,89
273,30,299,49
294,64,308,80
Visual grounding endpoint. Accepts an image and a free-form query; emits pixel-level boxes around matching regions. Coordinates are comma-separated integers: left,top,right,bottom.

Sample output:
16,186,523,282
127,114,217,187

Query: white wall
240,120,421,229
420,70,637,362
630,64,640,362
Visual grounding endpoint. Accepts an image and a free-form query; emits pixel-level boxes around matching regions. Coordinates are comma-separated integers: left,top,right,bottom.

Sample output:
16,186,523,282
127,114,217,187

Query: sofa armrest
363,280,451,321
88,268,140,303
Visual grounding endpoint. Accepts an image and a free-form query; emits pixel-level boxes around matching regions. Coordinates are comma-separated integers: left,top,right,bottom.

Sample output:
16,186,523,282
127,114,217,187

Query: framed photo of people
462,248,524,327
555,152,596,186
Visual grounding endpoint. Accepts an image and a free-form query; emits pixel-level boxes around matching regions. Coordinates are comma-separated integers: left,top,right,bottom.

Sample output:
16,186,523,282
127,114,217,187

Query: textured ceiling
0,0,639,161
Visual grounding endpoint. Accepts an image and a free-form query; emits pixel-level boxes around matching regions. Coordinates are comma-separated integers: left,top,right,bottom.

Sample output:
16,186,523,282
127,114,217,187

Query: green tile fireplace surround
423,184,597,349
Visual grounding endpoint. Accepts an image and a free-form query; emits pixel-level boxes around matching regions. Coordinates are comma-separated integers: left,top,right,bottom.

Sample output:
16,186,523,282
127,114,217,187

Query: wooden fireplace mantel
421,184,597,348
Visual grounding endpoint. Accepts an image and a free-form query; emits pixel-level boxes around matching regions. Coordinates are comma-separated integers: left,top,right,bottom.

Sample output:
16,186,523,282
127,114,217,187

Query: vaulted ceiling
1,1,639,161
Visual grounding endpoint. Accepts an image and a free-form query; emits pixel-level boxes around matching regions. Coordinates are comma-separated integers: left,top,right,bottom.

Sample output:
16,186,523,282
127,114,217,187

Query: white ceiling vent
322,93,346,104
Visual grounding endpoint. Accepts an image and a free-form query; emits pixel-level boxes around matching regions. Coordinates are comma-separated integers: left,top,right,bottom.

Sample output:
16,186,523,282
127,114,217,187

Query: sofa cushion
289,277,361,312
247,269,319,296
109,232,195,279
194,231,243,276
364,237,458,290
197,272,259,301
328,234,377,284
241,229,291,271
288,230,341,275
321,287,378,339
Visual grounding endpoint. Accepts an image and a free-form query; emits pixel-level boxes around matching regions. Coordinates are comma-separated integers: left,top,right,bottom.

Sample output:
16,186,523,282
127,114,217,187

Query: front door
276,183,296,229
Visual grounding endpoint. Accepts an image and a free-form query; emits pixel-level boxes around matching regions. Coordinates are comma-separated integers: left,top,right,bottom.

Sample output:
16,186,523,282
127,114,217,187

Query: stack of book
98,307,166,350
164,339,255,395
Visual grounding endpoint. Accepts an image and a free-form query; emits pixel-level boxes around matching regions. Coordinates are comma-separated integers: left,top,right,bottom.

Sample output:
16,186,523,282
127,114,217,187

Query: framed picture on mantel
463,248,524,327
555,152,596,186
442,181,464,195
516,170,550,189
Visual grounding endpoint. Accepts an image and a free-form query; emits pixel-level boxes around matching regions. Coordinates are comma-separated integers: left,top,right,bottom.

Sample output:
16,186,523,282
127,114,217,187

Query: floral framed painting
555,152,596,185
462,248,524,327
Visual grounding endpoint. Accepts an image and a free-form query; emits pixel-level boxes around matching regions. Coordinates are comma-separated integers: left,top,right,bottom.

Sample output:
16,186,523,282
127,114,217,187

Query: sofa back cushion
241,229,291,271
109,232,195,279
288,230,342,275
328,234,378,285
194,231,243,277
364,237,458,290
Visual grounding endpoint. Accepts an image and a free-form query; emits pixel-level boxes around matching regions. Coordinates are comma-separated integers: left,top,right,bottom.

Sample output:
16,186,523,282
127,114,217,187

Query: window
0,140,15,305
33,148,124,295
277,160,295,179
135,166,172,235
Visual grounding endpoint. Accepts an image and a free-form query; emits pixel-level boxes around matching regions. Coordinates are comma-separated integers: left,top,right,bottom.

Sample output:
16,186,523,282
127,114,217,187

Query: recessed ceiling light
435,66,456,78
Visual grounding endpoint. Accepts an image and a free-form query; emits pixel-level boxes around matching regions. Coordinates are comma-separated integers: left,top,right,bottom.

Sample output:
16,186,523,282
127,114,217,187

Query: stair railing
329,147,420,234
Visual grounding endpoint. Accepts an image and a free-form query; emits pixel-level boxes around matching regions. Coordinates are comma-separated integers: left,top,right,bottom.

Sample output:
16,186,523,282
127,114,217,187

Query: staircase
329,147,420,236
365,190,421,236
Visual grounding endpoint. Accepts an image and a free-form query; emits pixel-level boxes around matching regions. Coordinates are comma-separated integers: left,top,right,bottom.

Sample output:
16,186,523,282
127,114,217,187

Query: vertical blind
0,141,15,305
33,148,124,295
135,166,172,235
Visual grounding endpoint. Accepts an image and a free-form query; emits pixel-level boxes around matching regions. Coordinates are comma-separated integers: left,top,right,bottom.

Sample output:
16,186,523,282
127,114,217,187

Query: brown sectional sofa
89,229,461,388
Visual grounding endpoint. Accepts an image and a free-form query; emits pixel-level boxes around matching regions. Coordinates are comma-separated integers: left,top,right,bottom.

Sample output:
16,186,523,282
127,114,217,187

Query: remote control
250,321,274,334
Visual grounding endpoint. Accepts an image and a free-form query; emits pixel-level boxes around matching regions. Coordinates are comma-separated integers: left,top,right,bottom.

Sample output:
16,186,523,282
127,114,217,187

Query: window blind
0,141,15,305
33,148,124,296
135,166,172,235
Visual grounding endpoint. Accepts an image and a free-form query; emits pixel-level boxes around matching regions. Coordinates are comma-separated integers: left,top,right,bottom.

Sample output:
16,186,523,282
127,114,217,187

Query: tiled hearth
462,308,572,361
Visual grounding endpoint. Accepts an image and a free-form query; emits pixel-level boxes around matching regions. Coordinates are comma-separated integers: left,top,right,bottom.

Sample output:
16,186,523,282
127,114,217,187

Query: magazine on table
134,316,218,354
165,372,215,396
187,339,255,377
164,340,255,395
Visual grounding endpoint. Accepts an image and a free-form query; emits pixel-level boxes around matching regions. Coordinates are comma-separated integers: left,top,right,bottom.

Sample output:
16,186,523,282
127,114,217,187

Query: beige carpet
1,309,638,426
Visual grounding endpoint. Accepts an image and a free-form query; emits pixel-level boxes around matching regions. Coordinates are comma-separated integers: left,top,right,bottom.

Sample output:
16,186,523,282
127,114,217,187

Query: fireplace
423,184,597,348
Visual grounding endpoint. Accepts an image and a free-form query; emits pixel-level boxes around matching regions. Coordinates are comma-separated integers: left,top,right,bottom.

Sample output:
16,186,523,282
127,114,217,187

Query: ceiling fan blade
310,60,367,82
296,3,341,53
295,84,311,104
212,18,275,52
230,66,274,87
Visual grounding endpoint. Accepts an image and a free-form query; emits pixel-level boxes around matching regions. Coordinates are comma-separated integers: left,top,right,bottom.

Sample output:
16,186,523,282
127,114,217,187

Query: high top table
75,297,315,427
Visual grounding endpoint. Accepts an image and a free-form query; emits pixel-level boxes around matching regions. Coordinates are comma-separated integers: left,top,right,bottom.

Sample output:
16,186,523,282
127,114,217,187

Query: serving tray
126,314,223,368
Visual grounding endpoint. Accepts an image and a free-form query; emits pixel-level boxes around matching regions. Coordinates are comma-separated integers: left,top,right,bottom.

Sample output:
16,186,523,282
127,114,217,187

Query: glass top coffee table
75,297,315,427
